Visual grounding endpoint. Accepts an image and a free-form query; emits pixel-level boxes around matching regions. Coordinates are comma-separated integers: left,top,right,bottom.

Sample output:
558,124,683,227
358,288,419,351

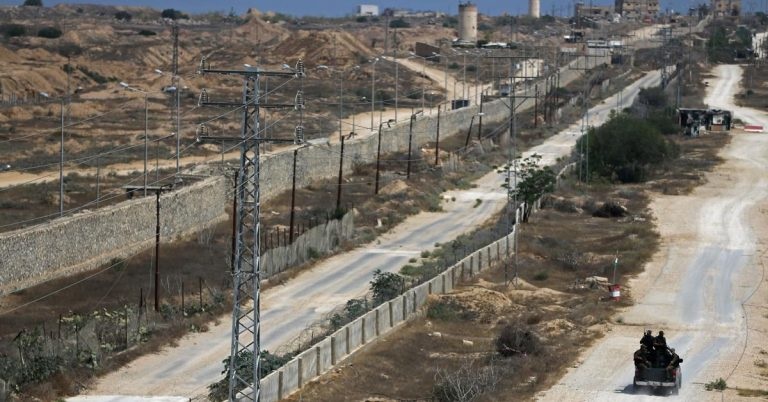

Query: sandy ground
538,65,768,401
81,66,662,399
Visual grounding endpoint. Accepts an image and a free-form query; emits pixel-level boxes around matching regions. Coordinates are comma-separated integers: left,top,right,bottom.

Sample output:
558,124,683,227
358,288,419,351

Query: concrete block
414,283,429,308
259,370,280,402
390,297,404,324
362,310,377,343
348,317,364,351
296,347,317,386
280,357,300,398
443,271,454,293
376,303,391,335
428,276,442,296
316,337,333,374
331,328,346,365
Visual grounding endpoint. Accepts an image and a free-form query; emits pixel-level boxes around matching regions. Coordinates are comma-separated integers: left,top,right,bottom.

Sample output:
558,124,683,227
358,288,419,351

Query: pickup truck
632,349,683,395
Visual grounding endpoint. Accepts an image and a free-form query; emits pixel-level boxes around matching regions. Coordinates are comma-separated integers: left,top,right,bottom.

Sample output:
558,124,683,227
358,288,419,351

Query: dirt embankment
284,128,731,401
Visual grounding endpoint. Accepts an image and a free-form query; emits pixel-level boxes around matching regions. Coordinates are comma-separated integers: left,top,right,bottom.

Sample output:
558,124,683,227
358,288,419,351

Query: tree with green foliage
389,18,410,28
114,11,132,21
1,24,26,38
208,350,293,400
22,0,42,6
370,269,403,305
638,86,668,109
161,8,188,20
578,114,678,183
511,154,556,222
36,26,61,38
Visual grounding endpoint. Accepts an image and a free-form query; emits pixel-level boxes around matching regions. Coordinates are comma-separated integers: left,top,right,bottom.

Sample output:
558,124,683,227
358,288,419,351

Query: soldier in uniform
634,344,651,369
640,330,655,350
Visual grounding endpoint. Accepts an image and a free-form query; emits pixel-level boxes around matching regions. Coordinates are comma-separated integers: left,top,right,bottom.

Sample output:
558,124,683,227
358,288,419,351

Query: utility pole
171,23,181,181
336,133,350,211
289,149,298,243
406,111,422,179
59,97,65,217
434,104,441,165
197,58,304,402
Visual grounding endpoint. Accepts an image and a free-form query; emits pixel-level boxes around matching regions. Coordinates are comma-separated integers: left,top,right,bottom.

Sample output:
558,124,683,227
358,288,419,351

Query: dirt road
83,68,663,399
538,65,768,401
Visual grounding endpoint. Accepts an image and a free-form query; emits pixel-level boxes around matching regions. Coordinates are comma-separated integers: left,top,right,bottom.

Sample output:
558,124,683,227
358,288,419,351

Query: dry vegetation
286,128,731,401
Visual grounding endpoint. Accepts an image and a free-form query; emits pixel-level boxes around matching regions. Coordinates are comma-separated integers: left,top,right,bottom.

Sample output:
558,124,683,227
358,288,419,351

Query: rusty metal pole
434,104,441,165
336,135,346,211
289,148,298,243
154,190,160,312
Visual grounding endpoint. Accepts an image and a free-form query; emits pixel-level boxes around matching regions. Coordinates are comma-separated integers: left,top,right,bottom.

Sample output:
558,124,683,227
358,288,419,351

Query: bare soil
284,130,731,401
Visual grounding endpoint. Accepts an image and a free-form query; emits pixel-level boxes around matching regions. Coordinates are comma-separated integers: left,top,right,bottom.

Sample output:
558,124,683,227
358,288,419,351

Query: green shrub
1,24,26,37
705,378,727,391
495,324,541,357
370,269,403,305
23,0,43,6
138,29,157,36
533,271,549,281
389,18,410,28
114,11,132,21
37,27,62,39
161,8,188,20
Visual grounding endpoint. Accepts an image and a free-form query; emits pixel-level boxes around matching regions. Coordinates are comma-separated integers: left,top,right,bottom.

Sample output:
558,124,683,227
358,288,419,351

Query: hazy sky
0,0,764,17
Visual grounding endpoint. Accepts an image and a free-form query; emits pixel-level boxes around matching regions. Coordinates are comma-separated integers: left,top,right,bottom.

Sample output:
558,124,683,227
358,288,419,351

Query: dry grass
282,121,730,402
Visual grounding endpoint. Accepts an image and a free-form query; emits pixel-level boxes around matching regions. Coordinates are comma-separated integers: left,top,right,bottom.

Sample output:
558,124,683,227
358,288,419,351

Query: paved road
85,66,663,399
538,65,768,401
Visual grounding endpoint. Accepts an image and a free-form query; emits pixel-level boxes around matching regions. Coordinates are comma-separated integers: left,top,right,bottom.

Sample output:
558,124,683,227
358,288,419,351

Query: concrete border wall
258,218,521,402
0,176,229,295
0,54,606,296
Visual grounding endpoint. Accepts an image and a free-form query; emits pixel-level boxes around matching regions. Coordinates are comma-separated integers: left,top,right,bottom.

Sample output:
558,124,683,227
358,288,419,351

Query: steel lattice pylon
198,60,304,402
230,75,262,401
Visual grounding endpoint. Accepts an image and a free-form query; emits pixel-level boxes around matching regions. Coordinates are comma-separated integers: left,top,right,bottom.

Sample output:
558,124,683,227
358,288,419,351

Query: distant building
382,8,441,18
357,4,379,17
711,0,740,17
615,0,659,20
575,2,614,19
529,0,540,18
414,42,440,60
458,2,478,45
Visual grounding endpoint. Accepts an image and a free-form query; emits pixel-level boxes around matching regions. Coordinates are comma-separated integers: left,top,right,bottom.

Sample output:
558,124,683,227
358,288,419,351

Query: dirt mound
235,10,290,46
442,286,514,322
380,179,408,195
271,30,373,67
0,44,21,64
535,318,576,337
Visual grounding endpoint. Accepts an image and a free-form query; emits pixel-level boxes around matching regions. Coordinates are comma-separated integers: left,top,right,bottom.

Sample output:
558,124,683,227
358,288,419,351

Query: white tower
458,2,478,44
529,0,541,18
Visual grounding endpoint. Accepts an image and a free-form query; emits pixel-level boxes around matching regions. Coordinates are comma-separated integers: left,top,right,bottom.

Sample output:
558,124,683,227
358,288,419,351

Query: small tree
161,8,188,20
495,324,541,357
114,11,132,21
22,0,42,6
37,26,62,38
370,269,403,305
511,153,556,222
389,18,410,28
1,24,26,37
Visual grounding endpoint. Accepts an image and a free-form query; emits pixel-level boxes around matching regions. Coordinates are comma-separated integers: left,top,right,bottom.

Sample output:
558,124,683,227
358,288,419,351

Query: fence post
345,326,351,354
331,335,337,365
298,357,304,387
389,301,394,327
361,316,367,344
315,346,321,376
278,370,284,400
375,308,380,336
